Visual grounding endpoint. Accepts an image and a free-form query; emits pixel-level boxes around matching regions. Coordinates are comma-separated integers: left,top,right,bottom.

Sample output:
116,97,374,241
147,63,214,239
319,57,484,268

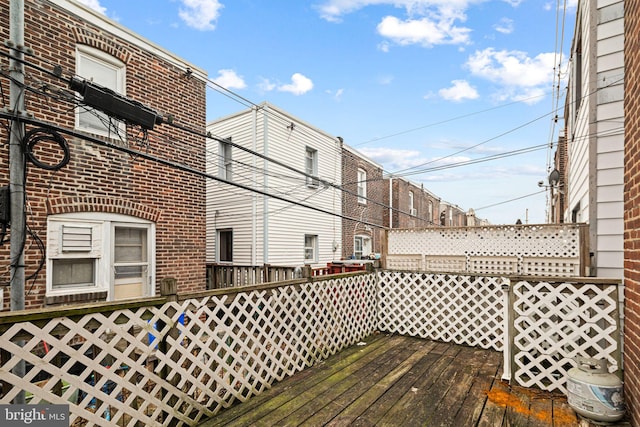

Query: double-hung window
305,147,319,188
219,139,233,180
75,45,125,136
409,191,416,216
357,168,367,204
304,234,318,262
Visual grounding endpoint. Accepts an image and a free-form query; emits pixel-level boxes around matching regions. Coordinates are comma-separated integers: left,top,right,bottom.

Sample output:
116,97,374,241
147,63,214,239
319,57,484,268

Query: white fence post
501,278,512,381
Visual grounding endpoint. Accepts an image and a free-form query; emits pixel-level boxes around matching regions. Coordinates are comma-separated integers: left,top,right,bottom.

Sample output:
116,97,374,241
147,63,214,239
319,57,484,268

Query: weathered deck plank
198,334,613,427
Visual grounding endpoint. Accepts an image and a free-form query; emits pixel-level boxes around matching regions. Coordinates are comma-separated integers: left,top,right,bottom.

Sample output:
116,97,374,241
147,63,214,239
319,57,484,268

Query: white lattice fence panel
376,271,505,351
510,280,621,393
522,257,580,277
469,256,518,275
0,274,378,426
385,254,423,271
424,255,466,272
387,224,584,276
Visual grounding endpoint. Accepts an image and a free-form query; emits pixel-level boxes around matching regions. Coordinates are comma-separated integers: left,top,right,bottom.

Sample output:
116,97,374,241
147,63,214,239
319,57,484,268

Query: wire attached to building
23,127,70,171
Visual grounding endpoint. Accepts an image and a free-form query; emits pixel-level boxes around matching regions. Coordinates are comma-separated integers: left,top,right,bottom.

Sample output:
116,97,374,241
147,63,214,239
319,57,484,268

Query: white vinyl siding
206,103,342,266
565,0,624,278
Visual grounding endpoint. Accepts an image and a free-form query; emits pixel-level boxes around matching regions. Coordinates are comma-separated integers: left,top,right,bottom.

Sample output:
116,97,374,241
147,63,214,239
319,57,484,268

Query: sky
78,0,576,225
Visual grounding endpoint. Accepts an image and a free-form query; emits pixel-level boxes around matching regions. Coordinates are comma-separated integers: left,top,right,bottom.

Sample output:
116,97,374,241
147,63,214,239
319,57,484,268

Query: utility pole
9,0,26,404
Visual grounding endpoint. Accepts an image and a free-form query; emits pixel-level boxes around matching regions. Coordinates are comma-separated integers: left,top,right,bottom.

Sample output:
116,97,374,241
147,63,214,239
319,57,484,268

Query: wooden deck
198,333,620,427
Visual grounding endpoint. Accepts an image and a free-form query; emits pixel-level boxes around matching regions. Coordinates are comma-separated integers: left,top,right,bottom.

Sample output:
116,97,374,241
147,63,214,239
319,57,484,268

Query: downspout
389,176,393,229
251,106,257,266
263,105,269,264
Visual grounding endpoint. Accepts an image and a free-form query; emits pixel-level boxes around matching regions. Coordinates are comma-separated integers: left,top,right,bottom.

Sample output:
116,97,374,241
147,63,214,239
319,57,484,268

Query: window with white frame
47,213,154,301
409,191,416,216
76,45,125,136
357,168,367,204
428,201,433,223
354,235,371,259
305,147,319,187
304,234,318,262
219,139,233,180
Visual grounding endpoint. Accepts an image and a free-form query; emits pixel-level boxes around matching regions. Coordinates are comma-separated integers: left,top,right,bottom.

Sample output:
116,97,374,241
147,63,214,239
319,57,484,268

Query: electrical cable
23,127,70,170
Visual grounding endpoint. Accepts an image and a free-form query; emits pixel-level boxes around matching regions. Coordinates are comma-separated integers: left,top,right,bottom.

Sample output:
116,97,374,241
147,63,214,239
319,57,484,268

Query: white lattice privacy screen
0,275,378,426
507,278,622,394
386,224,586,277
376,271,505,351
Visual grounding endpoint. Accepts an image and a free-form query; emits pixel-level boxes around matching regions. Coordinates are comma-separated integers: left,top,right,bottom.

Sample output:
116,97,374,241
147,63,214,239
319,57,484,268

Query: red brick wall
625,0,640,423
341,148,385,259
0,1,207,308
387,178,440,229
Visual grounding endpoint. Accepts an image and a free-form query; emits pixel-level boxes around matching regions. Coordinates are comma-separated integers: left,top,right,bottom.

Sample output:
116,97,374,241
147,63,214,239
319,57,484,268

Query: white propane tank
566,357,625,423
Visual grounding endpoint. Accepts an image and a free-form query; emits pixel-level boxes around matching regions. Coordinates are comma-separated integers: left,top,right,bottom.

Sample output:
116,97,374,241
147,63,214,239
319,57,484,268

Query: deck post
501,278,512,381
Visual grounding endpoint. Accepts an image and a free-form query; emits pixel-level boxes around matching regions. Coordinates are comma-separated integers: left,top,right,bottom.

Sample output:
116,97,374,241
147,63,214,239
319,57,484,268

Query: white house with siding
565,0,624,278
206,102,342,268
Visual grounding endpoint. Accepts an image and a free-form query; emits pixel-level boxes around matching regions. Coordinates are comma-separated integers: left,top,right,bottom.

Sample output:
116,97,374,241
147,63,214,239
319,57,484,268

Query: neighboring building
624,0,640,423
206,102,342,268
385,177,440,229
341,144,386,260
0,0,208,308
563,0,624,278
439,201,467,227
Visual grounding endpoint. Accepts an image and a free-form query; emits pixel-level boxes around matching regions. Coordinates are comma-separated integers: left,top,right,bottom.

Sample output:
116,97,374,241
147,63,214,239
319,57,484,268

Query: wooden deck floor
199,333,626,427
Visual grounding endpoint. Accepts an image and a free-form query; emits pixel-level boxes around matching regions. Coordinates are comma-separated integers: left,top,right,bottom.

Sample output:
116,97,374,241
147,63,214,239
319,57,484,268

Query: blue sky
79,0,576,225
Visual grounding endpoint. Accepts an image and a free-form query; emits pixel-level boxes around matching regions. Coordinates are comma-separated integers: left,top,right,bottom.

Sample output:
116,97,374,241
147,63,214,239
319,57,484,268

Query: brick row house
341,144,385,259
0,0,208,308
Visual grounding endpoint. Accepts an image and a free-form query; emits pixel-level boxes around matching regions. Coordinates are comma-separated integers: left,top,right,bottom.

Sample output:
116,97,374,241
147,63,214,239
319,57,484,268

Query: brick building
341,144,385,259
0,0,207,308
624,0,640,423
385,177,441,229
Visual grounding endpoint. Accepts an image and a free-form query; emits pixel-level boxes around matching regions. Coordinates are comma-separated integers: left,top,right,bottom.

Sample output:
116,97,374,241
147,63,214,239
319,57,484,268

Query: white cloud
179,0,223,31
77,0,107,14
494,17,514,34
438,80,479,101
466,48,556,102
317,1,477,47
258,78,277,92
278,73,314,95
212,69,246,90
377,15,471,47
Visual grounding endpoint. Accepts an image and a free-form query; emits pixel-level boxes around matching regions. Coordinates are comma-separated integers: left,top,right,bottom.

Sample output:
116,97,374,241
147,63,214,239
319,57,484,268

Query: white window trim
354,235,371,259
304,234,318,263
357,168,367,204
46,213,155,300
75,45,126,137
305,147,319,188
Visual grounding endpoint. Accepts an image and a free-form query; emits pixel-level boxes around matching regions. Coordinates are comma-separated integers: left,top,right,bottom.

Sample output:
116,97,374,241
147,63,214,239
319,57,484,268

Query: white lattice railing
0,274,378,426
505,277,622,394
0,271,622,425
376,270,505,351
386,223,588,277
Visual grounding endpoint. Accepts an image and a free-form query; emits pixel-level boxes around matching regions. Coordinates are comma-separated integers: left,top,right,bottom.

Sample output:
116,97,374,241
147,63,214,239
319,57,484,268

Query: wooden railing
206,261,370,289
0,271,622,426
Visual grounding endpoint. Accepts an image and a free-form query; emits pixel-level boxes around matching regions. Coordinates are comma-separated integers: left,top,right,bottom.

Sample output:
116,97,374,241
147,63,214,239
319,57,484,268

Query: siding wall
206,104,342,267
567,0,624,278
